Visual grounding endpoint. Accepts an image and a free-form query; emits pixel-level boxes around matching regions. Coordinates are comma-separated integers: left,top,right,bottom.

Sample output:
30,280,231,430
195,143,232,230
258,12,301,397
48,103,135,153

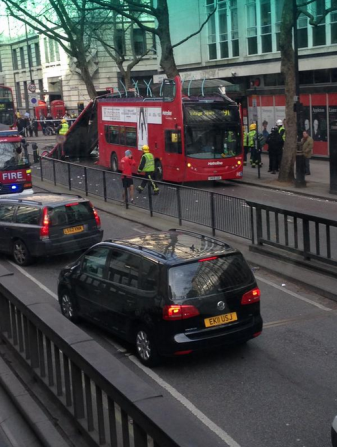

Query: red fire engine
0,130,33,195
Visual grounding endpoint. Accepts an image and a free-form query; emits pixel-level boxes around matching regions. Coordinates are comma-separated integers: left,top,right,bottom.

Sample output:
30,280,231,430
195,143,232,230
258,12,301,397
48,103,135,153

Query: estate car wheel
135,326,160,367
12,240,32,266
59,290,79,323
111,153,118,172
155,160,163,181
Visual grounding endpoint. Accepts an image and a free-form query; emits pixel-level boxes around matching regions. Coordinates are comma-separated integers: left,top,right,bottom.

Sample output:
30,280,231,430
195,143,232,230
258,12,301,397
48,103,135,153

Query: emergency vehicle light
0,130,20,137
11,185,18,190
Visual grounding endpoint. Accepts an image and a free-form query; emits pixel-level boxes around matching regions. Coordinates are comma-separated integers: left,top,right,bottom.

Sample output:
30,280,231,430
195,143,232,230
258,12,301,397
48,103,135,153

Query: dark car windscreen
48,202,94,227
168,254,255,302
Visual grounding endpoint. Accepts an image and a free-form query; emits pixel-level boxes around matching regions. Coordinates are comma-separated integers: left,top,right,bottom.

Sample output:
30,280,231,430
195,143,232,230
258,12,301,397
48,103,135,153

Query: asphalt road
1,201,337,447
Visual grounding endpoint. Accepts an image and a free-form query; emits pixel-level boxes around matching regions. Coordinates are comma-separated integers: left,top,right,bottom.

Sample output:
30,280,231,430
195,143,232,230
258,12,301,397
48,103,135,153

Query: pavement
1,145,336,447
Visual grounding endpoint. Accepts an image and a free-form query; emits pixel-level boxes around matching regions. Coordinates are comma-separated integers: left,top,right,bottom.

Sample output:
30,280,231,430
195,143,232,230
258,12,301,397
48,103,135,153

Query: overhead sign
28,83,36,93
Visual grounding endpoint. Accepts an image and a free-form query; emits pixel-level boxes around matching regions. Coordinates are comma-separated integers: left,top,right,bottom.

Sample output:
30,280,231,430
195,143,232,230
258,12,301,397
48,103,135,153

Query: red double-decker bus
97,77,243,182
0,85,16,130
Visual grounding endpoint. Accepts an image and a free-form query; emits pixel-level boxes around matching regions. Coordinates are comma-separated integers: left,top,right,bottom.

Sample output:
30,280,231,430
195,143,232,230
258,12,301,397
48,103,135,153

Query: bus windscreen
0,87,15,129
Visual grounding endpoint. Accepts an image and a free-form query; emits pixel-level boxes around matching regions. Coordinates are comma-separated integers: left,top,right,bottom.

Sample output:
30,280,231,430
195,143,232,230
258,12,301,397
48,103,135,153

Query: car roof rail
0,197,43,205
168,228,232,249
103,239,167,260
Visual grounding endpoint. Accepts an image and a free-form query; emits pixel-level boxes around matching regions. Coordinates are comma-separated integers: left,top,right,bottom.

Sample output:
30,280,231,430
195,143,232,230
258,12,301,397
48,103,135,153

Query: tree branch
172,3,217,49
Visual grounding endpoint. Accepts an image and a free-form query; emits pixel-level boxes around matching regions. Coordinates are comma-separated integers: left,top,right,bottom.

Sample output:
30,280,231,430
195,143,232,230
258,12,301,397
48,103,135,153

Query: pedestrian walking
32,118,38,137
300,130,314,175
266,127,283,174
136,145,159,195
121,150,136,203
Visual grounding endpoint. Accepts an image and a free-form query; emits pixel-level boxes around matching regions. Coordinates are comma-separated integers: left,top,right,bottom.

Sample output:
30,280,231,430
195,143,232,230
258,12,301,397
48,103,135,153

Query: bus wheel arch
155,159,163,181
110,153,118,172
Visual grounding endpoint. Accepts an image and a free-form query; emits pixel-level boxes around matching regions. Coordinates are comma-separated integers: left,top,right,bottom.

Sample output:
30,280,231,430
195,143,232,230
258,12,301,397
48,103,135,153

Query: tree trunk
278,0,297,182
157,0,179,78
78,63,98,99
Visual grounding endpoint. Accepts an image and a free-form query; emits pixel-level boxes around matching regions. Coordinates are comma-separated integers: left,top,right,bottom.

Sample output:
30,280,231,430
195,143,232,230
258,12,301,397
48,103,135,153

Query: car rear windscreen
48,202,94,227
168,254,255,302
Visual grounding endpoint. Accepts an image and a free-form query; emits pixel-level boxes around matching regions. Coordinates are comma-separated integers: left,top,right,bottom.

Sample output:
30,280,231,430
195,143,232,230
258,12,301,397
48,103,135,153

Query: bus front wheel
155,160,163,181
111,153,118,172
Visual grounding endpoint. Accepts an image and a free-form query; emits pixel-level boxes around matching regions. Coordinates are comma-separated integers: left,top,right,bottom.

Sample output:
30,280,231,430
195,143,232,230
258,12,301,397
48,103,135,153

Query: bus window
125,127,137,147
185,126,241,159
105,125,119,144
165,130,182,154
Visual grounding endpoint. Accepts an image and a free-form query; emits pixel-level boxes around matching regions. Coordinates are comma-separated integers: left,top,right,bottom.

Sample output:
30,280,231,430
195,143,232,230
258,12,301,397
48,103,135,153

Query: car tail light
90,202,101,228
40,207,50,239
241,288,261,305
163,305,200,320
198,256,218,262
65,202,79,207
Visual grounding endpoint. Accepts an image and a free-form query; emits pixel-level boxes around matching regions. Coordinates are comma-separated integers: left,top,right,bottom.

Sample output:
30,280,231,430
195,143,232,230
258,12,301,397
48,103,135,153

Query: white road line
255,275,332,311
128,354,241,447
8,261,58,300
132,227,146,234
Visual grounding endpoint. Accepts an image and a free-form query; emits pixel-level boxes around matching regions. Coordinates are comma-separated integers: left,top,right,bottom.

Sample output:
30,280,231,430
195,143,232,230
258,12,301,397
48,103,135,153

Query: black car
58,230,263,366
0,192,103,266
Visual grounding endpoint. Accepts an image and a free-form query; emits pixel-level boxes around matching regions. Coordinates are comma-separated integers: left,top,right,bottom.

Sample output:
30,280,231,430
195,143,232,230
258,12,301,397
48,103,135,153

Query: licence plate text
63,225,84,235
208,176,222,180
204,312,238,328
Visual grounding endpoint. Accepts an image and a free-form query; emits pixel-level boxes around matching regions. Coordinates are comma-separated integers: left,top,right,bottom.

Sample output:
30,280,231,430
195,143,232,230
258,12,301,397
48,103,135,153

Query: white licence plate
208,176,222,180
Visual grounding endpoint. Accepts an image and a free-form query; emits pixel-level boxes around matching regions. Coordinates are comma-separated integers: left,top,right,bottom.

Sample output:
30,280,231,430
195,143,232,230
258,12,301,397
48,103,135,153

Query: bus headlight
187,163,192,168
237,161,242,165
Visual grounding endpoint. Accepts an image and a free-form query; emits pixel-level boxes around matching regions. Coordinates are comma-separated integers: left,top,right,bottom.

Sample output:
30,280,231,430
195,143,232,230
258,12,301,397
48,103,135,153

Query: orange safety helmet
249,123,256,131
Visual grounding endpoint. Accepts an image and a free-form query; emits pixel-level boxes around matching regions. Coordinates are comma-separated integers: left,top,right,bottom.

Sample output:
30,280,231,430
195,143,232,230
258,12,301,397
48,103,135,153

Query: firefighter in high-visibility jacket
222,131,236,157
137,145,159,195
56,119,69,159
248,123,263,168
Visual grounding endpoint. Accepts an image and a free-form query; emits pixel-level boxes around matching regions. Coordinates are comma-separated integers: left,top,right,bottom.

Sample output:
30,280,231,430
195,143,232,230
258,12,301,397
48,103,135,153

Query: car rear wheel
135,326,160,367
59,290,79,323
12,240,32,266
111,153,118,172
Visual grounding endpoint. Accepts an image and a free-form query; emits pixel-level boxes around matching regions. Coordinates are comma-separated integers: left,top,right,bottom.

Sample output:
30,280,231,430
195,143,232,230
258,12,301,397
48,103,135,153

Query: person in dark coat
266,127,284,174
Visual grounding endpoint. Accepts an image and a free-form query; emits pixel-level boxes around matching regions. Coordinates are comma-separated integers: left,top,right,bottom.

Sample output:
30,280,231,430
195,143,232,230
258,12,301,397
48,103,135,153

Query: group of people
16,112,39,138
15,111,76,137
121,145,159,203
244,119,313,176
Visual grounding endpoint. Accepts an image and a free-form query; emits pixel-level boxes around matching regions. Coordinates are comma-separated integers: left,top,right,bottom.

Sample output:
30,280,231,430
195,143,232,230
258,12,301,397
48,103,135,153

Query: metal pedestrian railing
38,157,252,240
247,200,337,267
0,276,223,447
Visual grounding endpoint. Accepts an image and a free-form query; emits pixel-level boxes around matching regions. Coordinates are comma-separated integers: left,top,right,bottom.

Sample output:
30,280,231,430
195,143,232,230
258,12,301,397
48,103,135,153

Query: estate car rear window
168,254,254,301
48,202,94,227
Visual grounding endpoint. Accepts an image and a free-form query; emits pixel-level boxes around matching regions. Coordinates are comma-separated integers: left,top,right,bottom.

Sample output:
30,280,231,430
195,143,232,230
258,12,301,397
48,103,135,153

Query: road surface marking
255,275,332,311
8,261,58,300
132,227,146,234
264,313,326,329
128,354,241,447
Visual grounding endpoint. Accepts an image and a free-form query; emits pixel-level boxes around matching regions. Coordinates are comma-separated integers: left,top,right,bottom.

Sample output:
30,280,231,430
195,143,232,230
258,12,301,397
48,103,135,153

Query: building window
331,0,337,44
314,69,330,83
115,28,125,55
133,28,146,56
247,1,257,55
312,1,326,46
207,0,240,60
260,0,272,53
49,39,55,62
0,54,2,72
12,49,18,70
274,0,284,51
28,45,33,67
16,82,22,108
20,47,25,69
55,41,60,61
35,43,41,65
297,15,308,48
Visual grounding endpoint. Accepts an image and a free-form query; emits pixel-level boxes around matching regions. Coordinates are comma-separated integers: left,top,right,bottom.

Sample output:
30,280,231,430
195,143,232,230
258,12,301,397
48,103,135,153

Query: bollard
295,150,306,188
32,143,39,163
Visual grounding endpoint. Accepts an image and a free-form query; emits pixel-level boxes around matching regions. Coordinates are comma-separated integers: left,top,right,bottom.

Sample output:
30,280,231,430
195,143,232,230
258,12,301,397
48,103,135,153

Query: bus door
163,129,183,181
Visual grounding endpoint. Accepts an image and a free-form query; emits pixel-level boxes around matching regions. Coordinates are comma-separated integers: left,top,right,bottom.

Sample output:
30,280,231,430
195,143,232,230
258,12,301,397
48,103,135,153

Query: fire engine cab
0,130,33,195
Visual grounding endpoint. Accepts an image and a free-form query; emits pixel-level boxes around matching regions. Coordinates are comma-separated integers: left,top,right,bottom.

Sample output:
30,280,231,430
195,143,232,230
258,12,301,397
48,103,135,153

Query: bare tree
2,0,99,98
88,10,155,90
279,0,337,182
88,0,217,79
